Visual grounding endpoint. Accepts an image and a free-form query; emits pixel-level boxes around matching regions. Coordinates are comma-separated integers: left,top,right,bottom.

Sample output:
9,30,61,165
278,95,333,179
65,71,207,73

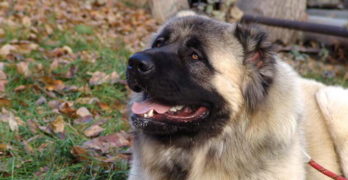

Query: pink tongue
131,100,171,114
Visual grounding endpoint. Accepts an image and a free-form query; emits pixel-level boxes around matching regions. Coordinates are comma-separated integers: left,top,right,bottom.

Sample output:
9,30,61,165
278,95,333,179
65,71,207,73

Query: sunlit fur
128,14,348,180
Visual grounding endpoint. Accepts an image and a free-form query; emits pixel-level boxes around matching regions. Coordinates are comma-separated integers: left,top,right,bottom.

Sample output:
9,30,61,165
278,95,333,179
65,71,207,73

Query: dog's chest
140,145,193,180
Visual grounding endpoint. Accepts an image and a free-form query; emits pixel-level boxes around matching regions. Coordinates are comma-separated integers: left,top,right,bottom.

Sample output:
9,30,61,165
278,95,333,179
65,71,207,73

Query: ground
0,0,346,179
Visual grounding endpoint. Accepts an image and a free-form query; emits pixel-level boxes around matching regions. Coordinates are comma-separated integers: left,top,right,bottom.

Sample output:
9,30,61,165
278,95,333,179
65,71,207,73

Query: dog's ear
234,24,276,112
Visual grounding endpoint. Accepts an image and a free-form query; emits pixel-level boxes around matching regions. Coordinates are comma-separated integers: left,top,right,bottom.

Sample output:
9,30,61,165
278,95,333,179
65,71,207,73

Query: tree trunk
150,0,189,22
237,0,307,44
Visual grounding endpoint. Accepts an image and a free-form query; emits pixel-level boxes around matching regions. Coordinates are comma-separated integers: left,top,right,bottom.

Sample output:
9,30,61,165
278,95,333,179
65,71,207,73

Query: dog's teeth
144,114,148,118
148,110,154,117
169,107,177,112
175,105,184,110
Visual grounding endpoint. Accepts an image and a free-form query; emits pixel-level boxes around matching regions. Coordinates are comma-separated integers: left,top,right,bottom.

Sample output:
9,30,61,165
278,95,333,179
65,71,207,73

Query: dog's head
126,15,275,143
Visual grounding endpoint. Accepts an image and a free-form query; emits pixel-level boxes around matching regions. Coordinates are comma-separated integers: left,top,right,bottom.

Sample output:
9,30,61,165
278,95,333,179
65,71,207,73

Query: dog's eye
154,38,165,48
191,52,199,60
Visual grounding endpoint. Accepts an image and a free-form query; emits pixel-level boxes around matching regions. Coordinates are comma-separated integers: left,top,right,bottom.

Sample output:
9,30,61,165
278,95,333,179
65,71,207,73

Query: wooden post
237,0,306,44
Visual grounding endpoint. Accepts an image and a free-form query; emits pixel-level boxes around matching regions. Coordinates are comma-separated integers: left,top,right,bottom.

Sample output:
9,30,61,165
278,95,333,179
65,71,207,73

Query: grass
0,24,131,179
304,73,348,87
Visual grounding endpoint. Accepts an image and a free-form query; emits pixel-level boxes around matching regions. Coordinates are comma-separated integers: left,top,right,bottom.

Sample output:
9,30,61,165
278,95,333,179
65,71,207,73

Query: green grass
0,24,131,179
304,73,348,87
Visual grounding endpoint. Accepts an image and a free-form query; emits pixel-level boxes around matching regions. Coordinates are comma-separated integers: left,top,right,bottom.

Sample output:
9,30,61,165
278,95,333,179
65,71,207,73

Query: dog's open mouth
131,99,209,122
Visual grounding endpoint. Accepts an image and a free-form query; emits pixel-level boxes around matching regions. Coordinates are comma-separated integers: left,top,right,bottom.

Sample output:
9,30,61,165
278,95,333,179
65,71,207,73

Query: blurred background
0,0,347,179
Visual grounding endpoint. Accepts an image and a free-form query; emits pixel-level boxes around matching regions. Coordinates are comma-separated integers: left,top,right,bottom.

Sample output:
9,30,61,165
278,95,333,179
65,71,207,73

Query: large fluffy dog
126,13,348,180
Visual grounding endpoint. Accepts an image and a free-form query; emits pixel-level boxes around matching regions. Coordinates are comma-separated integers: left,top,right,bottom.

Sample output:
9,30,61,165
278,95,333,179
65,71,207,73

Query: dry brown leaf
0,144,10,151
35,96,47,105
82,131,132,153
0,98,11,108
0,108,18,131
22,141,33,154
0,70,7,80
0,62,5,71
45,25,53,35
38,125,52,135
12,41,38,54
97,102,112,112
89,71,109,86
0,80,7,92
58,102,76,118
76,107,92,117
78,85,92,94
89,71,120,86
49,59,60,71
48,100,61,110
42,77,65,91
71,146,89,161
109,71,120,84
74,115,94,124
84,125,104,137
27,119,39,133
48,46,73,58
0,44,16,58
49,116,65,133
14,85,27,92
76,97,99,104
22,16,32,27
16,62,31,77
0,28,4,38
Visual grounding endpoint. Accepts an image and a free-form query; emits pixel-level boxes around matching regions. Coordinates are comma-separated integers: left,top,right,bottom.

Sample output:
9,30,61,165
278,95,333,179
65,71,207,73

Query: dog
126,13,348,180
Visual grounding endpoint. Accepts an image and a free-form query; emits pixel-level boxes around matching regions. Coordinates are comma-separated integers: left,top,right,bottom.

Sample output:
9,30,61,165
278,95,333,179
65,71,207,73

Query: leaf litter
0,0,153,177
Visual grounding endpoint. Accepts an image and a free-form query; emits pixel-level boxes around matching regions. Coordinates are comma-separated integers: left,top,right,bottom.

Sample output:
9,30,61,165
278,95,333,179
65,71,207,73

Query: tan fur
128,15,348,180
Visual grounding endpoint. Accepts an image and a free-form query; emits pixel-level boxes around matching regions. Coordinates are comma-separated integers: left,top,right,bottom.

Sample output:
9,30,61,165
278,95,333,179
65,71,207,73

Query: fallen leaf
0,70,7,80
42,77,65,91
0,44,16,58
0,98,11,108
0,144,10,151
0,28,4,38
0,108,18,131
27,120,39,133
48,46,73,57
84,125,104,137
49,59,60,71
89,71,109,86
48,100,61,109
58,102,76,118
76,107,92,117
38,125,52,135
109,71,120,84
89,71,121,86
17,41,38,54
22,141,33,154
14,85,27,92
22,16,32,27
71,146,89,161
49,116,65,133
0,62,5,71
74,115,94,124
64,65,78,78
16,62,31,77
35,96,47,105
0,80,7,92
76,97,99,104
82,131,132,153
97,102,112,112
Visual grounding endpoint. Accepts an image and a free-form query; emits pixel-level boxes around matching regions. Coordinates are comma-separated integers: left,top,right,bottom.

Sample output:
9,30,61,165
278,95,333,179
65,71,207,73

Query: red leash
308,159,348,180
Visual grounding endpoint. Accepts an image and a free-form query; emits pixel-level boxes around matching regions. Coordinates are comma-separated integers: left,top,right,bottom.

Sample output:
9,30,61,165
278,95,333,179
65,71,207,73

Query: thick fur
127,14,348,180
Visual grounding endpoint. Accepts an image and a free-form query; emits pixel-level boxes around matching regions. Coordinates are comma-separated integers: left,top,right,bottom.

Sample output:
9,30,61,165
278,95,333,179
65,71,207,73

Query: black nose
128,53,155,76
